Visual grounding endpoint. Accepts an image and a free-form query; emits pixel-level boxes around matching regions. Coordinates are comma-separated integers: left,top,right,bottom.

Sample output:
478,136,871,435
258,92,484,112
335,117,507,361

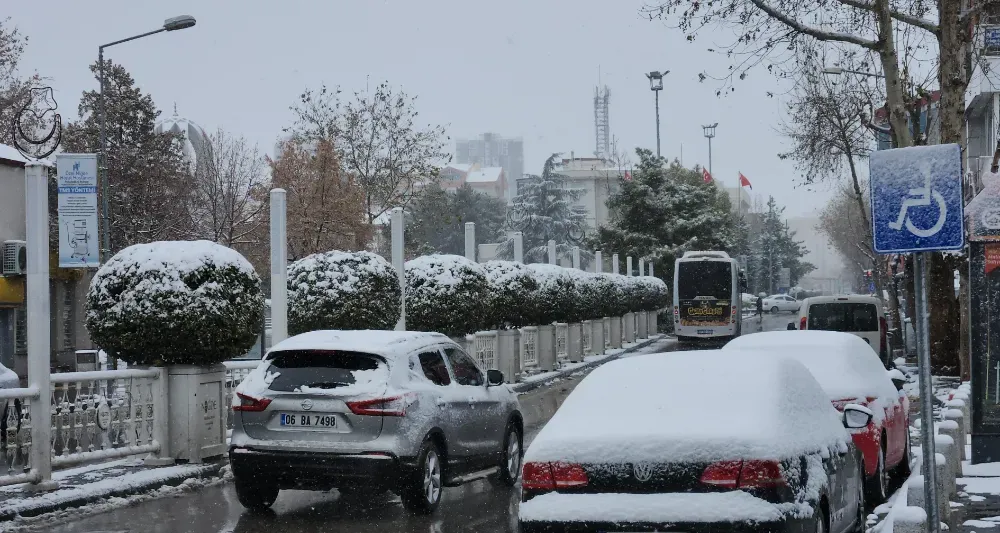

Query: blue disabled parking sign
870,144,964,254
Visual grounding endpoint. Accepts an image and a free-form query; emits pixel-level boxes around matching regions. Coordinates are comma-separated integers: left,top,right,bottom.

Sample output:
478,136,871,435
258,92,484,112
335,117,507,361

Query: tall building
455,133,524,200
594,86,611,160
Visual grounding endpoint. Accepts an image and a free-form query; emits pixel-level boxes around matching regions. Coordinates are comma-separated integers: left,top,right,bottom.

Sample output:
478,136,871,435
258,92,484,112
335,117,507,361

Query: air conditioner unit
2,241,26,275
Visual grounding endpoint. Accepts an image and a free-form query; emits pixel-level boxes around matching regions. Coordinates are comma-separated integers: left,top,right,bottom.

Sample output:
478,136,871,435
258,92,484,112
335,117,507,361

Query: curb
511,334,668,394
0,461,225,521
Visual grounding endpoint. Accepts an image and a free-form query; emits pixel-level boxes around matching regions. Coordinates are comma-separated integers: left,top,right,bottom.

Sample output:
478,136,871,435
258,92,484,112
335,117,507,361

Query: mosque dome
155,104,210,171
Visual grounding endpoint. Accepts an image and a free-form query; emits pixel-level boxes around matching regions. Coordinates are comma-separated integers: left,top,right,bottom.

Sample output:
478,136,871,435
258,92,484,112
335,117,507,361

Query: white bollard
934,434,958,500
464,222,475,261
513,232,524,263
649,262,654,277
942,408,966,461
595,251,603,274
392,208,405,330
548,240,557,265
639,258,645,277
25,161,57,491
269,189,288,345
572,246,580,269
627,256,633,276
893,506,928,533
612,254,620,275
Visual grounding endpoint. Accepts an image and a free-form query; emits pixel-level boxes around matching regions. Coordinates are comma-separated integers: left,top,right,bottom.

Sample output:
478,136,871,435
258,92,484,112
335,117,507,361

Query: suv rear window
265,350,388,392
808,303,878,332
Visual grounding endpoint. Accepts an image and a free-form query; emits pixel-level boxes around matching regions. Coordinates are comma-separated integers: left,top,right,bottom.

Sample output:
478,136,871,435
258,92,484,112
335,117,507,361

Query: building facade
455,133,524,200
551,155,624,232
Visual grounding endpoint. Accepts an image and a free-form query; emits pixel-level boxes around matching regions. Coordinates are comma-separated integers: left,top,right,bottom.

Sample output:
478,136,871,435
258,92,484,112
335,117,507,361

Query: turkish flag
702,168,712,183
624,170,632,181
739,172,752,189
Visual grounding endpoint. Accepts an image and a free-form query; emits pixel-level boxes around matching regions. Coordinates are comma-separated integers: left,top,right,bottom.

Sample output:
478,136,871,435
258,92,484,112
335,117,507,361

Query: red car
725,330,911,503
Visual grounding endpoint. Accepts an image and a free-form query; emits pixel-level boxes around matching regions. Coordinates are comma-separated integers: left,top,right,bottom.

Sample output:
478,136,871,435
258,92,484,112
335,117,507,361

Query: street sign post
870,143,964,533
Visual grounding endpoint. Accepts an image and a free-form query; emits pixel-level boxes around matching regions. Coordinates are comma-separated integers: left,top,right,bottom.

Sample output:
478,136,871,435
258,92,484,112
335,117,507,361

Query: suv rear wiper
303,381,352,389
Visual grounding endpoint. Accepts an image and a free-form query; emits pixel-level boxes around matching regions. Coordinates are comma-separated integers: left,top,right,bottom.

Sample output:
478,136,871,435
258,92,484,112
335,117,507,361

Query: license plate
279,413,337,428
697,329,713,334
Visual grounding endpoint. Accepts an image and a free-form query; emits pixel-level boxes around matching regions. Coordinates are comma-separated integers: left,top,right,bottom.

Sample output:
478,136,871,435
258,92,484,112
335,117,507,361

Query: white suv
794,295,889,367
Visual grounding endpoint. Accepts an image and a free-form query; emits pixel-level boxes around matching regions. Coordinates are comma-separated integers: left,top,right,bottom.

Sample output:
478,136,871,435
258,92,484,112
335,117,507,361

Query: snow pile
723,331,900,422
405,254,489,337
519,491,790,524
526,263,578,324
86,240,264,365
524,350,850,464
482,260,539,329
287,250,400,334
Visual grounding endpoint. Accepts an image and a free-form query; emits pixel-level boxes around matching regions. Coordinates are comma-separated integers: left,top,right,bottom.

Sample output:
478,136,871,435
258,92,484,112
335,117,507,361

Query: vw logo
301,399,314,411
633,462,653,482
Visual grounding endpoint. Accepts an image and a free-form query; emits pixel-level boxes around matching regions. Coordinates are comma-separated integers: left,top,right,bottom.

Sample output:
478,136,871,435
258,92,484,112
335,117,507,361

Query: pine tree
62,60,191,253
500,154,586,262
591,149,734,282
405,184,507,256
745,196,814,293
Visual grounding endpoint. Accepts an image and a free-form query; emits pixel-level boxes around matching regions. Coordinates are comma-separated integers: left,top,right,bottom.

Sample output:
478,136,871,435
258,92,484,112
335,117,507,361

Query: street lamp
822,66,886,79
646,70,669,158
701,123,718,178
98,15,197,262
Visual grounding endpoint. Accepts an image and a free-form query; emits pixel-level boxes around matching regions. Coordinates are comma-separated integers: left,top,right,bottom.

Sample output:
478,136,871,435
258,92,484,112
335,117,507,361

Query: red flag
702,168,713,183
624,170,632,181
739,172,752,189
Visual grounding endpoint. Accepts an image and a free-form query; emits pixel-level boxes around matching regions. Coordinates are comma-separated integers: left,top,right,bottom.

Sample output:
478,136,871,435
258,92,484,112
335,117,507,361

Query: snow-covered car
724,330,910,503
795,295,889,366
762,294,801,314
229,330,523,514
518,350,868,533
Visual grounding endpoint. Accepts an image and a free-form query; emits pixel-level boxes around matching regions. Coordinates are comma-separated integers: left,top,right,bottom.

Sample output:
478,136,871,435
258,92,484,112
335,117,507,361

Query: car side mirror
787,322,797,330
887,368,906,391
843,404,874,429
486,369,504,386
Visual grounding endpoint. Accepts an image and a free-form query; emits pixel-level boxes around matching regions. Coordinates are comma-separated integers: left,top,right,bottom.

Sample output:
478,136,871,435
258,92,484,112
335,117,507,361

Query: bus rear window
677,261,733,300
807,303,878,332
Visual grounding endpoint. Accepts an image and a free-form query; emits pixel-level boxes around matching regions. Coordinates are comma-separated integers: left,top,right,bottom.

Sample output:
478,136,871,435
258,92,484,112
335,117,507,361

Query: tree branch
834,0,939,35
748,0,880,49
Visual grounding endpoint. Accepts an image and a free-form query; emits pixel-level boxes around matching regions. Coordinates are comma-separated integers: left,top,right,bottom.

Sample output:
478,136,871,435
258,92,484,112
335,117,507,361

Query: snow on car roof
723,331,898,409
267,330,451,359
523,350,849,464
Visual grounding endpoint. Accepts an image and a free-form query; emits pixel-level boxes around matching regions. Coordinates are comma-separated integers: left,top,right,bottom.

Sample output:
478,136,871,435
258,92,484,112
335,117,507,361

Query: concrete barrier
567,323,583,363
892,506,928,533
941,408,967,461
609,317,622,349
937,420,962,468
945,398,969,432
906,454,951,521
637,311,648,339
934,435,958,499
537,325,556,371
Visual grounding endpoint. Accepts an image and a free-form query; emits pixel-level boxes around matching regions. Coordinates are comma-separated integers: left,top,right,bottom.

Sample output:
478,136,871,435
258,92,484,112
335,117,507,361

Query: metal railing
555,323,568,363
474,331,499,371
519,326,538,370
0,387,41,487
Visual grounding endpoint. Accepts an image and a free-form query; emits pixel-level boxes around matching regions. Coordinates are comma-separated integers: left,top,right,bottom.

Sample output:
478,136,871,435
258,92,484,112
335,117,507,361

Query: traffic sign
870,144,964,253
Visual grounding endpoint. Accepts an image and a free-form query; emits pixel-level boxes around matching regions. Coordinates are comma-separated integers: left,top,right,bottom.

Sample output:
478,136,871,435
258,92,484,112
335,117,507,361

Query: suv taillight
233,392,272,412
700,459,786,488
347,395,410,417
799,317,807,330
522,461,589,491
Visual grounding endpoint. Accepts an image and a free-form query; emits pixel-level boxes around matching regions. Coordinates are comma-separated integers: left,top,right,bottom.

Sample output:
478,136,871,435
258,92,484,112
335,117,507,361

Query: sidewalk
0,334,670,526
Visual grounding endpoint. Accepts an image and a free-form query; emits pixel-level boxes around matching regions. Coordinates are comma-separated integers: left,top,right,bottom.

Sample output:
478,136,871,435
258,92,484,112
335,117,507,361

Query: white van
794,295,889,367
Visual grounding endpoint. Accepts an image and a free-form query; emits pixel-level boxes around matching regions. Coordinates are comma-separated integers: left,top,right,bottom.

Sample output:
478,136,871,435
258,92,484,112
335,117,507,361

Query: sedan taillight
522,461,589,491
700,459,786,488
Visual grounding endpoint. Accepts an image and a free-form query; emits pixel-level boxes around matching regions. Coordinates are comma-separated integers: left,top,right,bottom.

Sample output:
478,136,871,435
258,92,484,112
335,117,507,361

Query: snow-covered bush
565,270,602,322
406,254,489,337
287,250,401,335
86,240,264,366
592,273,627,318
526,264,578,324
635,276,670,311
482,260,539,329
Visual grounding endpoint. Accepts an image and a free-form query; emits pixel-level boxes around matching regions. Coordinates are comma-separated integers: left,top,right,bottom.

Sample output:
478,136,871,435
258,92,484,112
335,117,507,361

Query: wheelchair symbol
887,160,948,238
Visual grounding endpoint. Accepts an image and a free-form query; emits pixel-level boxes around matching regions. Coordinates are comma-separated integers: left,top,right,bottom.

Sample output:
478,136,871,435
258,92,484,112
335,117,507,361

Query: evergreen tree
62,60,191,253
745,196,814,293
405,184,507,256
591,149,734,283
500,154,586,262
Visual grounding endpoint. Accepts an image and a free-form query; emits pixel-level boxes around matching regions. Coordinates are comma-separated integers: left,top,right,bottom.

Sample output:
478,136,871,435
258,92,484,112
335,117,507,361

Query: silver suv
229,330,524,514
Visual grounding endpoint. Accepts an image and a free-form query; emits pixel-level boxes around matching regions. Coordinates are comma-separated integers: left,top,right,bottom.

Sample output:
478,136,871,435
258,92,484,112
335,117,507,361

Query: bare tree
191,129,268,248
288,82,451,225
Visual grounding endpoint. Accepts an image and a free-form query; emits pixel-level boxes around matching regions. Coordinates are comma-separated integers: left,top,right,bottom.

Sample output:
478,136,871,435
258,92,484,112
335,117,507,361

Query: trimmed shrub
405,254,489,337
592,274,626,319
287,250,401,335
482,260,539,329
526,264,578,325
564,269,602,322
637,276,670,311
86,240,264,366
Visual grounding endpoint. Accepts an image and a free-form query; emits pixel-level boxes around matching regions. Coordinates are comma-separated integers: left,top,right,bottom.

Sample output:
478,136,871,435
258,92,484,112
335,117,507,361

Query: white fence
555,323,568,363
473,331,499,371
582,321,592,354
519,326,538,371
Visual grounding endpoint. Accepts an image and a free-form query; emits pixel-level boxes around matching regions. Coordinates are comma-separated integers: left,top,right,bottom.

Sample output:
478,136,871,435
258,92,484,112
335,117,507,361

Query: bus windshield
678,261,733,300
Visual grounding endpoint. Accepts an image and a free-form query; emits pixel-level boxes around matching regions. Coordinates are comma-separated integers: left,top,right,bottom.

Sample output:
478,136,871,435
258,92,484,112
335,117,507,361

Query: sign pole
914,252,939,533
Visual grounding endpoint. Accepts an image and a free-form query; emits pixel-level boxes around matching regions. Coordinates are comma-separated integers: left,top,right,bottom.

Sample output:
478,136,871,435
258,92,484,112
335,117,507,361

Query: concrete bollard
908,456,952,521
609,317,622,349
648,311,657,334
893,506,928,533
496,329,521,383
567,323,583,363
937,420,963,470
637,311,648,339
536,325,556,371
942,408,967,461
624,313,636,344
945,398,969,431
589,320,605,356
934,435,958,500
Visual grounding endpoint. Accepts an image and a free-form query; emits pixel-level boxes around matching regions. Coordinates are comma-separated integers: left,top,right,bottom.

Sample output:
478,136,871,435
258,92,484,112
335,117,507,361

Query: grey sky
9,0,842,217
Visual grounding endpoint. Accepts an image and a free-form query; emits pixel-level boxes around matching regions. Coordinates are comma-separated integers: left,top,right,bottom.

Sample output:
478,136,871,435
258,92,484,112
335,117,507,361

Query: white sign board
56,154,99,268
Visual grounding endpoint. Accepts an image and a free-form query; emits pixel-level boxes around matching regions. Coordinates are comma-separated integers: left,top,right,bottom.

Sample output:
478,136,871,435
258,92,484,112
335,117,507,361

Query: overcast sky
7,0,849,217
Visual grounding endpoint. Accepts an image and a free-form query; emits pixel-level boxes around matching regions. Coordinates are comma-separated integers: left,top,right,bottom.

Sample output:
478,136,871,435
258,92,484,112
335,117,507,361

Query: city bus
673,251,746,344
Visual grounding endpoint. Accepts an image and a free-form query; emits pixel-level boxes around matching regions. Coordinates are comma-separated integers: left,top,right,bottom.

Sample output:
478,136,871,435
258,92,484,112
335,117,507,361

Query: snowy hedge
287,251,401,335
405,254,490,337
526,264,579,325
635,276,670,311
482,260,540,330
86,240,264,366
